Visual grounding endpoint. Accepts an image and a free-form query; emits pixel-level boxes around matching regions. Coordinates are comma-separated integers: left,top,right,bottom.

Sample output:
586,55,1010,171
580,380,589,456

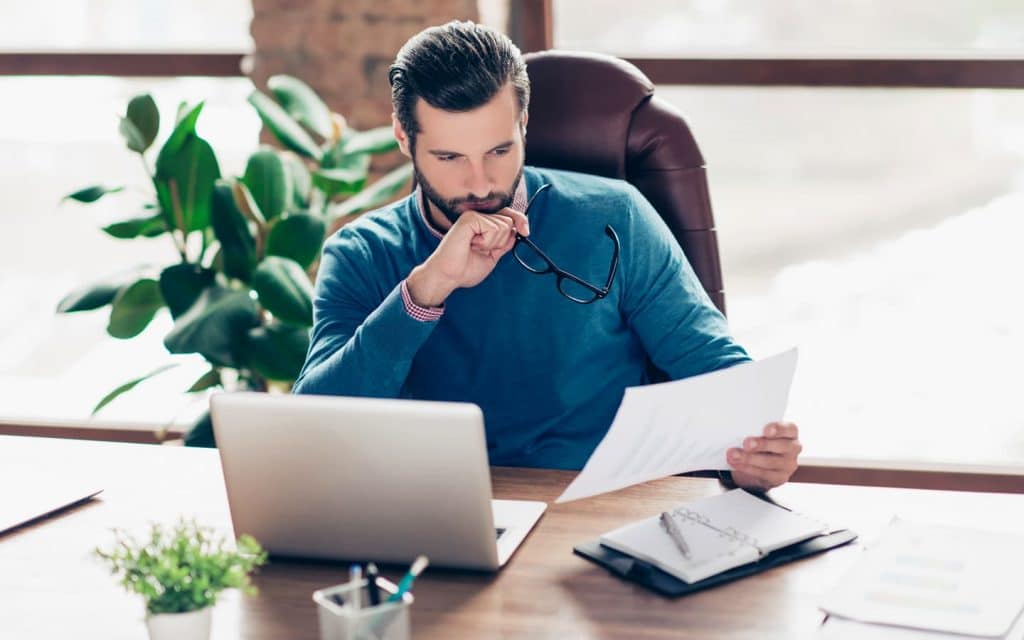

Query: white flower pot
145,606,212,640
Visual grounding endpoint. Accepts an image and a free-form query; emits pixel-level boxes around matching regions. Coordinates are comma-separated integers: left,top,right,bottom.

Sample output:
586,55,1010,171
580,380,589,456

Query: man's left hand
726,421,802,491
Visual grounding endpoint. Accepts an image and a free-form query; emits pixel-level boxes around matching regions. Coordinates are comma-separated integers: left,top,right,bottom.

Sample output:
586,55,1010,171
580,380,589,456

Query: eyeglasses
512,183,620,304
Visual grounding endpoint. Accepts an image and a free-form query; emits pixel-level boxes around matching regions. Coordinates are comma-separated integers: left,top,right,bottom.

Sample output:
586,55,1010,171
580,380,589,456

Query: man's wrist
406,263,454,308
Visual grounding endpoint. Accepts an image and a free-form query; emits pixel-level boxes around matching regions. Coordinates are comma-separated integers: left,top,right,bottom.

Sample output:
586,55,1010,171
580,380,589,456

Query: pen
387,555,429,603
660,511,692,559
365,562,381,607
349,563,362,610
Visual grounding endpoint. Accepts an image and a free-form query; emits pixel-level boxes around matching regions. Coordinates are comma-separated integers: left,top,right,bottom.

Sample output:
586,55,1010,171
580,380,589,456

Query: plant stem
168,180,189,262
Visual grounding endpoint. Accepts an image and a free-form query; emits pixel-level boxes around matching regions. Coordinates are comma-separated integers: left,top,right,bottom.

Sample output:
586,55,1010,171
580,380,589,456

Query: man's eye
492,148,510,156
437,155,456,162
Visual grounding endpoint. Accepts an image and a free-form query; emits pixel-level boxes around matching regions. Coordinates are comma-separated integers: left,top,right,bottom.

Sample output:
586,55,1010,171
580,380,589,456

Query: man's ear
392,113,412,158
520,112,529,139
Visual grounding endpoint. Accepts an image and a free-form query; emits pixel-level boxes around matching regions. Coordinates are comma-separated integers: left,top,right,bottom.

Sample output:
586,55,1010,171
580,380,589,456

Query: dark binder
573,529,858,597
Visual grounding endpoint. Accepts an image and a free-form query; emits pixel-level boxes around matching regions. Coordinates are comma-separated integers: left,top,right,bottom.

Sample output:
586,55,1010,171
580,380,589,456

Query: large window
556,1,1024,466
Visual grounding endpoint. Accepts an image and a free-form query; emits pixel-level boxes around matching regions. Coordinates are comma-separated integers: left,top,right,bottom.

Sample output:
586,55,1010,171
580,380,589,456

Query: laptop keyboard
495,527,506,540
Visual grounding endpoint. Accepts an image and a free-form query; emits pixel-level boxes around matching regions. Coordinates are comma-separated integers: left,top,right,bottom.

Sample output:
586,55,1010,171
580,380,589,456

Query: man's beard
415,163,524,227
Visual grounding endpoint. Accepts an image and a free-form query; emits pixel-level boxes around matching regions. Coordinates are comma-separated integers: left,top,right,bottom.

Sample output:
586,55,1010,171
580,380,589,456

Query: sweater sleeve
291,227,441,397
618,187,751,380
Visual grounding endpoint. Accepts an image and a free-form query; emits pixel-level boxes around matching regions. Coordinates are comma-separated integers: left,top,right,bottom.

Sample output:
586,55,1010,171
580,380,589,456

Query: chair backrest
523,50,726,315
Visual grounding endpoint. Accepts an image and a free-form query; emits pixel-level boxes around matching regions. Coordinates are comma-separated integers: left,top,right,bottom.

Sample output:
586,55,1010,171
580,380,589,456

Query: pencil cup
313,576,412,640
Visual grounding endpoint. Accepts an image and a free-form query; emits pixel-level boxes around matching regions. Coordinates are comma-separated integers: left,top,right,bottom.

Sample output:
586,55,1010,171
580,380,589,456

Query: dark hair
389,21,530,150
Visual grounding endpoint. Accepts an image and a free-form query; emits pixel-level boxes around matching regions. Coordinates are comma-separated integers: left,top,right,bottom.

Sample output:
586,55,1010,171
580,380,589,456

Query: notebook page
599,512,759,583
691,489,828,554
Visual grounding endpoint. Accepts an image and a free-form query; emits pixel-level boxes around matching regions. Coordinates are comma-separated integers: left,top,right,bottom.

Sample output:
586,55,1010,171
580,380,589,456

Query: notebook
598,489,829,584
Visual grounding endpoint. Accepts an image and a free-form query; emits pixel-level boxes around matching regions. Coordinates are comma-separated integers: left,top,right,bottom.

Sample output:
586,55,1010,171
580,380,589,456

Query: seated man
293,21,802,490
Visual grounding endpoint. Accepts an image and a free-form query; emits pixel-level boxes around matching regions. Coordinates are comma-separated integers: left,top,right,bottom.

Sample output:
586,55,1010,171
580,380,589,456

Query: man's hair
388,21,530,150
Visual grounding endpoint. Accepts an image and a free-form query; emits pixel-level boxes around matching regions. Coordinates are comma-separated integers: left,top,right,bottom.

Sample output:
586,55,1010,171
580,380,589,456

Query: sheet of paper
555,348,798,504
819,519,1024,637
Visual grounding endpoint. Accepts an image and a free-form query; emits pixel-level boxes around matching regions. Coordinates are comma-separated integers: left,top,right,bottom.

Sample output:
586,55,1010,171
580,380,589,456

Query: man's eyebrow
426,140,514,156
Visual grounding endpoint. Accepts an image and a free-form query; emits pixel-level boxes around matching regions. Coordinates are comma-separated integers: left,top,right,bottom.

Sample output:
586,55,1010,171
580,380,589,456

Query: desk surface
3,435,1024,639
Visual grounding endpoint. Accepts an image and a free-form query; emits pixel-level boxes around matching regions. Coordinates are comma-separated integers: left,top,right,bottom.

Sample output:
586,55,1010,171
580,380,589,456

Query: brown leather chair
523,50,727,315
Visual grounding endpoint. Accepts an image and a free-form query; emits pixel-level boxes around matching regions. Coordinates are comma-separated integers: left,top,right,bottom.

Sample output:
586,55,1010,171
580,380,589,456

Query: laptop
210,392,546,570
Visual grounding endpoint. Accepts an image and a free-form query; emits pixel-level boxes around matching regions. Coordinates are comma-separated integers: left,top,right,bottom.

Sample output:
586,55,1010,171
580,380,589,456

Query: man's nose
465,161,492,198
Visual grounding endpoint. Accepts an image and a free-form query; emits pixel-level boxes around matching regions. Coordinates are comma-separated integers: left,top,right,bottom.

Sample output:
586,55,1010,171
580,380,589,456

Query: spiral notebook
598,489,829,584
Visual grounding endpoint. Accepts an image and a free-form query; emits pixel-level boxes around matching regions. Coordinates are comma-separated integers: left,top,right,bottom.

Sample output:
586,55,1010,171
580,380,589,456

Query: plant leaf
211,180,257,281
247,89,321,159
187,368,221,393
163,286,260,367
155,134,221,232
312,154,370,197
265,213,326,269
183,411,216,447
251,256,313,326
341,126,398,156
159,263,215,319
57,271,140,313
92,363,179,415
158,102,204,160
267,75,333,140
102,212,168,239
329,162,413,219
107,278,165,339
242,148,291,221
122,93,160,153
63,185,124,204
282,151,311,209
244,323,310,382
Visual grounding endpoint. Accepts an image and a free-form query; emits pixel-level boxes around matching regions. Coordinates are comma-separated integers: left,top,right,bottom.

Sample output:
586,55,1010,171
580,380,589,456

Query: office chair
523,50,727,316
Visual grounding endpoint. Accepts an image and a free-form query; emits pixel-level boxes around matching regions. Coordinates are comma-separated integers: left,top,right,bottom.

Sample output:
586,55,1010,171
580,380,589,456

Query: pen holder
312,576,412,640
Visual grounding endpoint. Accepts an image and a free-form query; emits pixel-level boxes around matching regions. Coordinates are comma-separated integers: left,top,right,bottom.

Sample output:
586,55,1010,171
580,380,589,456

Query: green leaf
267,75,333,140
63,185,124,204
57,271,139,313
187,368,221,393
159,263,215,319
159,102,204,160
265,213,326,269
155,134,221,232
107,278,165,339
102,212,168,239
247,90,321,159
121,93,160,153
92,364,179,415
242,149,291,221
312,154,370,197
163,286,260,367
282,152,312,209
341,126,398,156
211,180,257,281
184,411,215,447
329,162,413,219
251,256,313,326
244,324,310,381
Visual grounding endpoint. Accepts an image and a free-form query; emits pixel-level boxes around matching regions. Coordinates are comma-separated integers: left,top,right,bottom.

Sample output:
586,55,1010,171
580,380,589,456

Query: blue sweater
293,166,750,469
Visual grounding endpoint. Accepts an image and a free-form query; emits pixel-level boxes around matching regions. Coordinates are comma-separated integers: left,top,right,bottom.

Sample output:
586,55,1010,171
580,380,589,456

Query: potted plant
58,75,412,445
95,518,268,640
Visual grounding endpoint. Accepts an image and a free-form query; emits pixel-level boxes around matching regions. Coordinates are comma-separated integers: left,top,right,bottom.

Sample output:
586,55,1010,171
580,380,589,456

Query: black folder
573,529,858,597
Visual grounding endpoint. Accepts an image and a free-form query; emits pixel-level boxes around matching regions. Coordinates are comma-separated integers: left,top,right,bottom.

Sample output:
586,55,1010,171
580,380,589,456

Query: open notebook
599,489,829,584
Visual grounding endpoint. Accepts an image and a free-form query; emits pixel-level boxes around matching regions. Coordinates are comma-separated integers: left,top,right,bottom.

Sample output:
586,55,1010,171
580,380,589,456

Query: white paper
819,519,1024,637
555,348,798,504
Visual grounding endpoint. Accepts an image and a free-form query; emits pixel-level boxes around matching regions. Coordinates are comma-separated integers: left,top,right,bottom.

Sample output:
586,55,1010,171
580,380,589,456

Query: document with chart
556,347,799,504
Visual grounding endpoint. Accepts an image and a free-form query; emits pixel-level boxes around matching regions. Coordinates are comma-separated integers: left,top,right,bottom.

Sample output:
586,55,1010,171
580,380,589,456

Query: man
293,21,801,490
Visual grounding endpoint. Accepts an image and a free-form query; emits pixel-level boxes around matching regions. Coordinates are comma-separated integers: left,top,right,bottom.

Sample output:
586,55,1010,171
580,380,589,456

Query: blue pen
387,555,429,603
349,563,362,610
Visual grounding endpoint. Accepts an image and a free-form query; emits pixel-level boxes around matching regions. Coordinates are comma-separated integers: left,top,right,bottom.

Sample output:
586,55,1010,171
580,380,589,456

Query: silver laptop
210,392,546,570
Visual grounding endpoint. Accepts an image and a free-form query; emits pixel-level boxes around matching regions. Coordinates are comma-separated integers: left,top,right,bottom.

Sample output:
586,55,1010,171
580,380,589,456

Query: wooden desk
4,435,1024,639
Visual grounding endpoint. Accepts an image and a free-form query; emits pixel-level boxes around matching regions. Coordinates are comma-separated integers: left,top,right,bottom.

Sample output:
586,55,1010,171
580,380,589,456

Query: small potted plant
95,518,268,640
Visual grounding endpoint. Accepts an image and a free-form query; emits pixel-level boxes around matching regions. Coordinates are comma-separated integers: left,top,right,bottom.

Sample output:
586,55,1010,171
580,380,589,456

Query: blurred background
1,0,1022,469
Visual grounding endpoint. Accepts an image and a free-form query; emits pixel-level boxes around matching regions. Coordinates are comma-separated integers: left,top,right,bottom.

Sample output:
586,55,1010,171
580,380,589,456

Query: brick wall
249,0,481,133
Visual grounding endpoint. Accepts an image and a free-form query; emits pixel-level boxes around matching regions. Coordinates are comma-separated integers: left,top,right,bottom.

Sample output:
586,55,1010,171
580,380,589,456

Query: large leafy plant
95,518,268,615
60,76,412,445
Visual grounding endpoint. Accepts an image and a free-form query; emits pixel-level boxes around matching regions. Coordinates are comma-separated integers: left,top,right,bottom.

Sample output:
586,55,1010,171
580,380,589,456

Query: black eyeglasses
512,183,620,304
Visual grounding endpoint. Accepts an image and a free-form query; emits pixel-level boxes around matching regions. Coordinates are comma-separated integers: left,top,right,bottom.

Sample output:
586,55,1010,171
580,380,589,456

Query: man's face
394,82,527,225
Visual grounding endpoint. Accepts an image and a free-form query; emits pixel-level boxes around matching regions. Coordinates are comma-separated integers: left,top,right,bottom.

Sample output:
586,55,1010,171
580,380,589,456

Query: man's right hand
406,208,531,307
